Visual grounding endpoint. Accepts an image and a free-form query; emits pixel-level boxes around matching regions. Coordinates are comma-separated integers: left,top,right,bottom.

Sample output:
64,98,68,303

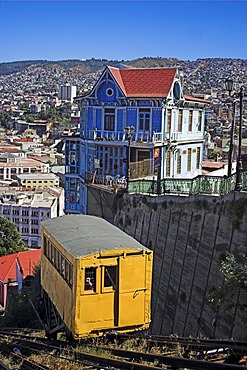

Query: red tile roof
108,67,177,98
0,249,41,283
202,161,225,169
0,147,22,153
0,159,48,168
184,94,209,103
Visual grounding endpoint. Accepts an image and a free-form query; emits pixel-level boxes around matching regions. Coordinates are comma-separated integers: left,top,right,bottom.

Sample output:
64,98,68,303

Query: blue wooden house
65,66,208,214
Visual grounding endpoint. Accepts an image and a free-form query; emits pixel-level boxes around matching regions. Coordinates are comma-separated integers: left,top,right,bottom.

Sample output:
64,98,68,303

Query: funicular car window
85,267,96,292
43,236,47,256
104,266,116,289
61,256,65,276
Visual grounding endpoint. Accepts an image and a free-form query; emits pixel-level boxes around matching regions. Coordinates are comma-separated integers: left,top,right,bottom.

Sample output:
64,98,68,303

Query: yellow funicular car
41,215,153,339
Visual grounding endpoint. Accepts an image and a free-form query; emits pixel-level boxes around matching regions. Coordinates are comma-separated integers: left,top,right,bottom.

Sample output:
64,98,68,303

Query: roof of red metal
0,249,41,283
108,66,177,97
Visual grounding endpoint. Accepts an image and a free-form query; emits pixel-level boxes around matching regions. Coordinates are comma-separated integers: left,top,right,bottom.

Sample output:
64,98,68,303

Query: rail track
0,329,246,369
106,333,247,355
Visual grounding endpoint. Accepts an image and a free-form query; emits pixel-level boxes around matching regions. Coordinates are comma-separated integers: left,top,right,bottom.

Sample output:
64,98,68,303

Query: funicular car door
117,253,146,327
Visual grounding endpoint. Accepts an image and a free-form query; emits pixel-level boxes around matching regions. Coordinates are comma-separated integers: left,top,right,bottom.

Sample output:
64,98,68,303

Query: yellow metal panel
144,253,153,324
75,261,117,336
119,254,146,292
118,253,148,327
77,293,115,334
118,291,146,326
41,228,78,336
41,255,76,332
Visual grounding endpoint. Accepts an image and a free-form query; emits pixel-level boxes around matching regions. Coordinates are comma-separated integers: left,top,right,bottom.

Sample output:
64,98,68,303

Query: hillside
0,57,246,97
0,57,181,76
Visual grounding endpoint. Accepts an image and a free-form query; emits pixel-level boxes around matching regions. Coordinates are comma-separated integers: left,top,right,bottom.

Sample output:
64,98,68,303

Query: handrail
127,170,247,196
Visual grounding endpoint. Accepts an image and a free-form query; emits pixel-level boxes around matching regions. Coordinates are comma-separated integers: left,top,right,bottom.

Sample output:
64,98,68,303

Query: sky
0,0,246,63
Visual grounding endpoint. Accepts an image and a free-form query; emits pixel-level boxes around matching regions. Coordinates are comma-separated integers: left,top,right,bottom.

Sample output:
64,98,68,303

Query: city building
0,153,49,181
10,134,43,151
29,102,46,114
0,143,25,158
58,84,77,103
16,173,60,189
64,66,208,214
14,120,52,138
0,187,64,247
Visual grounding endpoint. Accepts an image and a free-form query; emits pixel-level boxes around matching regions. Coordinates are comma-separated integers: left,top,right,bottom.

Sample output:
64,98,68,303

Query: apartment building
0,187,64,248
0,153,49,181
16,173,60,189
58,84,77,103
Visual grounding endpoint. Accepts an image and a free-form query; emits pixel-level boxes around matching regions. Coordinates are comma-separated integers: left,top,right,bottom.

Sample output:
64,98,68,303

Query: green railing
128,171,247,196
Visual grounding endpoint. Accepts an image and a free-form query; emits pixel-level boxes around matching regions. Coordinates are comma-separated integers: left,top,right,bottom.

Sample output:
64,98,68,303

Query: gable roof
108,66,177,98
0,249,41,283
0,153,18,159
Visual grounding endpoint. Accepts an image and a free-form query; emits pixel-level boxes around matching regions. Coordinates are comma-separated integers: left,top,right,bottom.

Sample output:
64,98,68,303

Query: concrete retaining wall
88,185,247,340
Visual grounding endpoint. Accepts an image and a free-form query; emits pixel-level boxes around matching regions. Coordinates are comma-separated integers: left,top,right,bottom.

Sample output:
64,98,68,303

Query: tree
220,253,247,292
25,114,35,123
0,216,27,256
18,102,30,111
0,110,14,130
208,253,247,312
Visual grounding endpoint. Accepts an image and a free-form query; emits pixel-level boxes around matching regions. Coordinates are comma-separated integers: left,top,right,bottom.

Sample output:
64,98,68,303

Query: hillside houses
0,58,246,214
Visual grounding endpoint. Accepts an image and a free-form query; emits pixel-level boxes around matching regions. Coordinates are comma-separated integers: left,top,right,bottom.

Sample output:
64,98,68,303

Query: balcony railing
88,130,164,143
128,171,247,197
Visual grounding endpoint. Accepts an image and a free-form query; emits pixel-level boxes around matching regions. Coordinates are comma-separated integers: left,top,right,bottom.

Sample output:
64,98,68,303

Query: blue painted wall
152,108,162,133
65,66,206,214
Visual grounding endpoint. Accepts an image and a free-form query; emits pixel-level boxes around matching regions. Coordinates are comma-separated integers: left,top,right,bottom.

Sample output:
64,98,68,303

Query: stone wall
88,185,247,340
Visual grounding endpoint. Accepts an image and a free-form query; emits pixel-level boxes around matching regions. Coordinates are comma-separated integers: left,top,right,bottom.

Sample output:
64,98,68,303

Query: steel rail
3,338,161,370
0,360,11,370
1,334,139,370
1,331,247,369
10,336,247,370
145,334,247,347
108,333,247,352
9,343,110,370
0,345,52,370
111,333,247,345
84,344,247,370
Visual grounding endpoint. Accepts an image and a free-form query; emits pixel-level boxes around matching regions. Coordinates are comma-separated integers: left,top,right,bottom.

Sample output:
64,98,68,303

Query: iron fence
128,170,247,196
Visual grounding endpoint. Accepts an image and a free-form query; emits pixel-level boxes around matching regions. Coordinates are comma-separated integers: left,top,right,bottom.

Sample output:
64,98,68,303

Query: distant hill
0,57,246,96
0,57,182,76
0,60,49,76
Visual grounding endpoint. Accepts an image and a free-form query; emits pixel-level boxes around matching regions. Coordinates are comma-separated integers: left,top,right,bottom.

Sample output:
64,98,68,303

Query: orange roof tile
108,67,177,98
0,148,22,153
202,161,225,169
0,249,41,283
184,94,209,103
0,159,47,168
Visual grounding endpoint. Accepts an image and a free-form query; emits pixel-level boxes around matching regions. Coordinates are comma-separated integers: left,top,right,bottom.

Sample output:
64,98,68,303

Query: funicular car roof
42,215,150,258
